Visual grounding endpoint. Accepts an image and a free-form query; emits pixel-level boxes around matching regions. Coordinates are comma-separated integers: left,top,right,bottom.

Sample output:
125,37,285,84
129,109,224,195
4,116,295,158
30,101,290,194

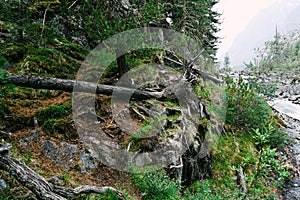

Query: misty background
217,0,300,70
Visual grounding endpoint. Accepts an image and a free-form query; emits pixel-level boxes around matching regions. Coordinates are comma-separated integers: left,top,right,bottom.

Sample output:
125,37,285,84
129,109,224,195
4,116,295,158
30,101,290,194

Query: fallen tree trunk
0,143,126,200
4,73,163,100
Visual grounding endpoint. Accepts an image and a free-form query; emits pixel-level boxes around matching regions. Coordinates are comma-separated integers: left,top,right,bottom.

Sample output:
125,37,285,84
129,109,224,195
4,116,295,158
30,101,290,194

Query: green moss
41,118,69,134
14,47,81,79
36,104,71,120
163,100,179,107
35,104,71,134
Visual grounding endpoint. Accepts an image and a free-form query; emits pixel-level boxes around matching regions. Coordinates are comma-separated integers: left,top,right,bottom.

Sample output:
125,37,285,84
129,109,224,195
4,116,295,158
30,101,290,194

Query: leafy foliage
225,76,272,131
251,125,290,189
0,1,291,199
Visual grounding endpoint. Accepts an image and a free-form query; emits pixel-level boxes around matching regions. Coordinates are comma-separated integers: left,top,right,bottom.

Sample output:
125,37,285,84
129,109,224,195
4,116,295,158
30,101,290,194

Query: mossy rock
35,104,75,137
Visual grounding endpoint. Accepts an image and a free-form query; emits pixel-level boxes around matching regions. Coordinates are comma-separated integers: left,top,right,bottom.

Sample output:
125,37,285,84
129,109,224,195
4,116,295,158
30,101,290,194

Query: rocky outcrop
21,130,99,173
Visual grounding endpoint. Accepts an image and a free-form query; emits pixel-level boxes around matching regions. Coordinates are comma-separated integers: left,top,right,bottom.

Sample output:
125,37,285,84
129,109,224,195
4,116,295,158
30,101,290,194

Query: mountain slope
226,0,300,68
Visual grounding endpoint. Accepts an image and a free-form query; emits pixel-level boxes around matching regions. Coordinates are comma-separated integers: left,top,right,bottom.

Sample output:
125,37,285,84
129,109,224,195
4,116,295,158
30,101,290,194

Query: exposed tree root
0,143,126,200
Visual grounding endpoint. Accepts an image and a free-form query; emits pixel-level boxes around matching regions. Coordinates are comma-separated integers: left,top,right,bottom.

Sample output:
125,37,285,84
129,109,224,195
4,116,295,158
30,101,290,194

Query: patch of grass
131,169,180,200
61,172,72,186
193,84,210,101
129,114,167,141
204,124,289,199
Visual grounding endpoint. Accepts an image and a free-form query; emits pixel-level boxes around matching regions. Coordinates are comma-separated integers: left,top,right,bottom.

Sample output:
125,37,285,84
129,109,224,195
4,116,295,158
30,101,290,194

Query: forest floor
1,89,142,199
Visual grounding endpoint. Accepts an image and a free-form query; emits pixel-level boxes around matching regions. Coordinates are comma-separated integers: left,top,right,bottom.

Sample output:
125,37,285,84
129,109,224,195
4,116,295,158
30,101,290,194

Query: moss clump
35,104,72,134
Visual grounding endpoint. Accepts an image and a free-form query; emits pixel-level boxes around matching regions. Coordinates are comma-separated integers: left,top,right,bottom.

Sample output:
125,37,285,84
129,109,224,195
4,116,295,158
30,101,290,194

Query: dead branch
163,53,223,84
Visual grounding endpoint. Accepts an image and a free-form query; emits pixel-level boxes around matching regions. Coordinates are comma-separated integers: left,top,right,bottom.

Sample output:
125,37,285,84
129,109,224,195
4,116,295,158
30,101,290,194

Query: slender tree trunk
116,48,128,78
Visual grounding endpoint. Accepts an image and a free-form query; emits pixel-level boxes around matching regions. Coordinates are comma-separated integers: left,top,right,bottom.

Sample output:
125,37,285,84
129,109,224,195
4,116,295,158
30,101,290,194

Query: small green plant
131,169,180,200
24,153,32,164
251,126,290,188
129,114,167,141
61,173,72,186
253,122,290,148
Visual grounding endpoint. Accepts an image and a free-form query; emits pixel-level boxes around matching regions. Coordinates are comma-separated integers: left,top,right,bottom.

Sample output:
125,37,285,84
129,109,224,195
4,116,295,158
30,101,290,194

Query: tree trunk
4,73,163,100
116,48,128,78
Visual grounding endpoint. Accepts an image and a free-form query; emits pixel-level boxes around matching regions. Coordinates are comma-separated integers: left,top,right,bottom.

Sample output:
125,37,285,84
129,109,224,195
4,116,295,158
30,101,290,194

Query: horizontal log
5,73,163,100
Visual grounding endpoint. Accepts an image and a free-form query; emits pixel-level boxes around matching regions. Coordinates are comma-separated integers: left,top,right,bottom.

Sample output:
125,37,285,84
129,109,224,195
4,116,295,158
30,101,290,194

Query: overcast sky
215,0,283,58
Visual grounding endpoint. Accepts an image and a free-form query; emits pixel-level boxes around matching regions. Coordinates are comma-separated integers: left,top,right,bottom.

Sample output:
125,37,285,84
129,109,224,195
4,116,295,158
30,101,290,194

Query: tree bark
0,143,126,200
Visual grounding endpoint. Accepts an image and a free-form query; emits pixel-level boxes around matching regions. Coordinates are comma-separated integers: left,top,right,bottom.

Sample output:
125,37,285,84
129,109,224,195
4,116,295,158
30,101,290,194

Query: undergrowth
126,76,291,200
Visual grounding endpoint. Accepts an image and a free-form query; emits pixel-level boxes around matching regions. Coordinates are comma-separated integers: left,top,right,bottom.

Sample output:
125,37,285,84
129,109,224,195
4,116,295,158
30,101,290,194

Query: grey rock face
41,140,98,172
286,185,300,200
80,149,99,173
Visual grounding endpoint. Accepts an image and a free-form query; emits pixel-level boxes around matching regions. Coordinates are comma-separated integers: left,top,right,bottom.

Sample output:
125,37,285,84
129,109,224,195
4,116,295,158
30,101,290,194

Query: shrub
225,76,272,131
35,104,71,122
252,125,290,188
131,169,180,200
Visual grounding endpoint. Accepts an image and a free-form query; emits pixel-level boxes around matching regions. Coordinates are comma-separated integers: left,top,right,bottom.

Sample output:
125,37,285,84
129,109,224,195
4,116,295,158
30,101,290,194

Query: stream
269,100,300,199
